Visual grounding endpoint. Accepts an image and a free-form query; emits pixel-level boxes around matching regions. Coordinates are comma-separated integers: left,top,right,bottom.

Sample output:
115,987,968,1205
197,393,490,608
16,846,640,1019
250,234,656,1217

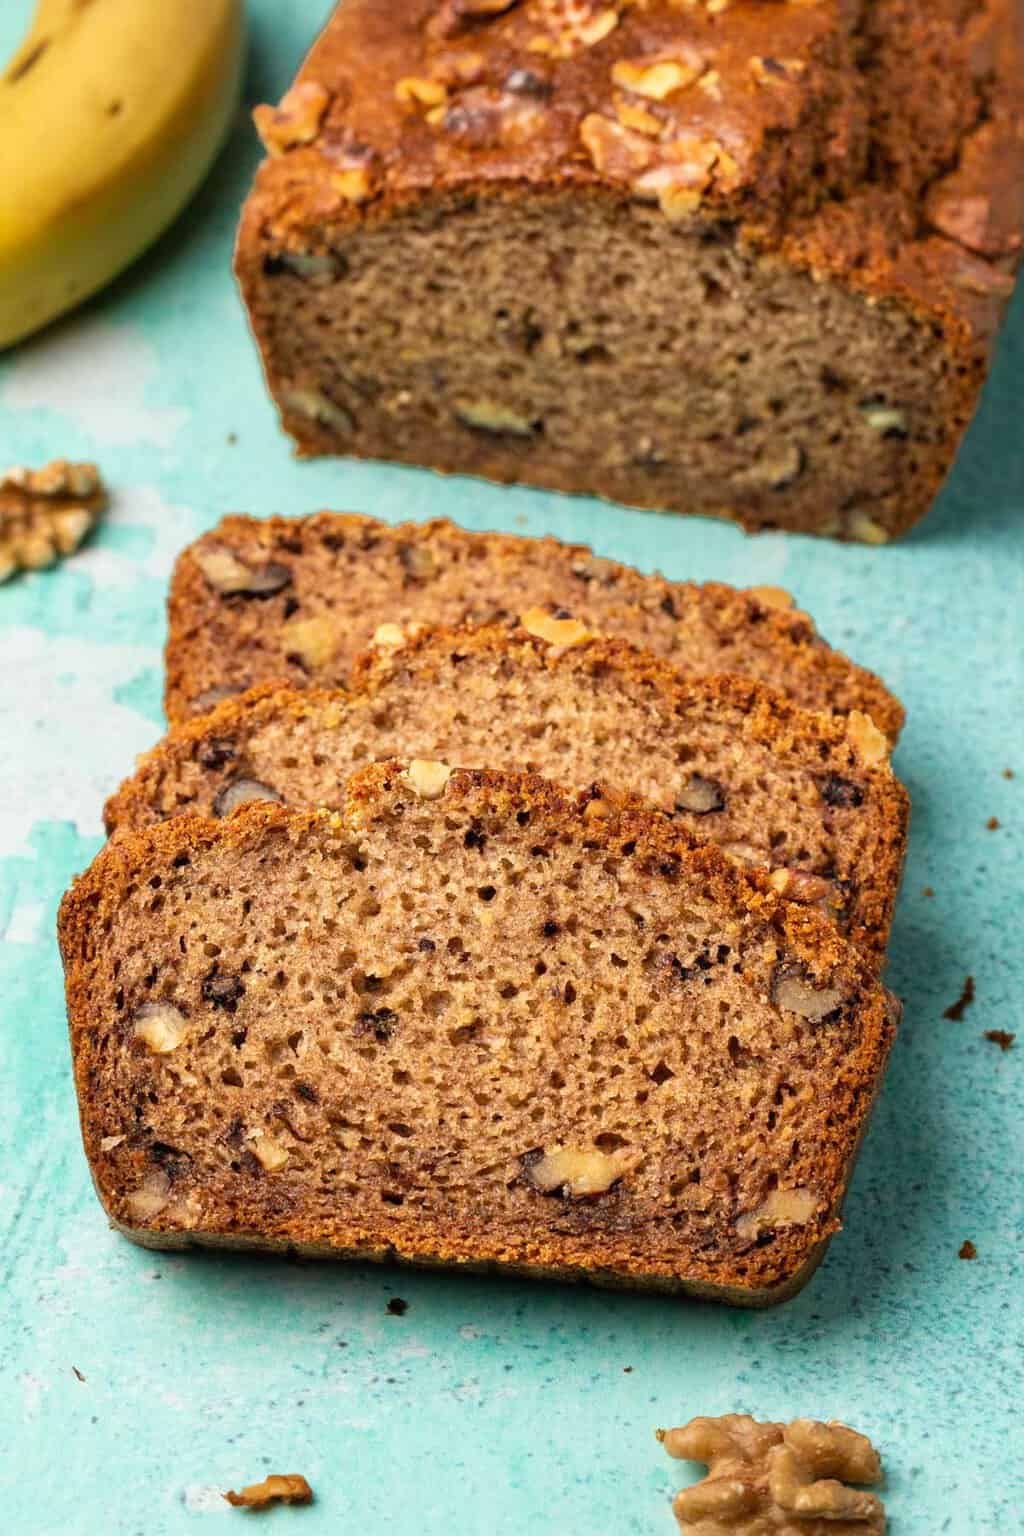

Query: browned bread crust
113,622,909,966
164,510,904,739
234,0,1023,539
60,763,898,1306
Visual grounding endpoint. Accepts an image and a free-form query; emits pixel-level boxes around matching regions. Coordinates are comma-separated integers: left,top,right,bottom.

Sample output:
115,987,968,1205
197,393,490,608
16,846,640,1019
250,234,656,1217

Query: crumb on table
959,1240,978,1261
224,1474,313,1509
984,1030,1015,1051
943,976,975,1021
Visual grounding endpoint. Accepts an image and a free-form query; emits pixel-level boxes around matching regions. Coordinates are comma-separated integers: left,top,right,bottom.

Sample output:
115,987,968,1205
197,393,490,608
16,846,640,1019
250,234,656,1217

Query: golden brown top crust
164,510,906,741
241,0,1023,345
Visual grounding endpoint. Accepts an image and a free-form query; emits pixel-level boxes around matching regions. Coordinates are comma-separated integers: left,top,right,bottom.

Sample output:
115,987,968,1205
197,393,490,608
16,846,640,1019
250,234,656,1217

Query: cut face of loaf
110,626,909,968
60,763,898,1306
165,512,903,740
234,0,1023,541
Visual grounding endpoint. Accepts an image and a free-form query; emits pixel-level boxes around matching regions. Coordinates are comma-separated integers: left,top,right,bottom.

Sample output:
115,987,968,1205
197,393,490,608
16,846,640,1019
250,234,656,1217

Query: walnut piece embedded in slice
772,965,845,1023
224,1473,314,1508
0,461,107,581
521,1143,640,1197
658,1414,885,1534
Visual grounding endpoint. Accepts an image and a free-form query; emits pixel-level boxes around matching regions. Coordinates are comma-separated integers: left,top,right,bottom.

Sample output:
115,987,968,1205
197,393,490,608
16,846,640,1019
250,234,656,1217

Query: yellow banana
0,0,244,349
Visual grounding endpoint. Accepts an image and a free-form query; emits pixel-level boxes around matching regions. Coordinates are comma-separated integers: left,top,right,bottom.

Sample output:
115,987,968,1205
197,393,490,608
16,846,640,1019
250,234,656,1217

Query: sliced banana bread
165,512,904,740
235,0,1022,540
110,624,908,967
60,762,898,1305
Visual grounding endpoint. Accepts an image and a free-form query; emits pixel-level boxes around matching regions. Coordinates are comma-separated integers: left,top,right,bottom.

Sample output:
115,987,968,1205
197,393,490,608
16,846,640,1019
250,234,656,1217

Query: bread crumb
986,816,1000,830
386,1297,408,1316
958,1240,977,1260
71,1366,85,1382
922,886,935,898
224,1474,313,1508
1003,768,1015,779
984,1029,1015,1051
943,976,975,1021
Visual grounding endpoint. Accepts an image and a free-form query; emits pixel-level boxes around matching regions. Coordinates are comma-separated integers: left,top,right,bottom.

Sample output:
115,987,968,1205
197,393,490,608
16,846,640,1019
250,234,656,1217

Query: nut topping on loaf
60,765,898,1304
165,512,904,740
114,624,910,965
234,1,1022,538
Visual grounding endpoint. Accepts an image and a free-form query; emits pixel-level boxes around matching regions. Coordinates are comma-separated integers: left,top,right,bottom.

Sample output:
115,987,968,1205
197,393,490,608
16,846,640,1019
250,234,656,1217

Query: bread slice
60,761,898,1306
165,511,904,740
111,624,908,968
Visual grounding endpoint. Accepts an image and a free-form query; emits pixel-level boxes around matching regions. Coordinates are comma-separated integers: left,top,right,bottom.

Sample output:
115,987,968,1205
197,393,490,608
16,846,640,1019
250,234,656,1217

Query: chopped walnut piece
254,82,331,155
859,403,908,438
658,1414,885,1535
405,759,453,799
846,711,889,767
612,50,706,101
847,509,891,546
133,1002,189,1054
522,1143,639,1196
735,1185,821,1241
767,868,842,916
455,398,538,433
614,95,662,135
282,614,338,670
745,584,794,612
0,461,106,582
324,142,382,205
370,619,429,652
192,546,293,598
250,1133,290,1172
395,76,449,107
224,1474,314,1509
283,387,355,432
675,773,725,815
772,966,845,1023
125,1168,171,1222
529,0,619,59
520,606,595,648
580,114,722,218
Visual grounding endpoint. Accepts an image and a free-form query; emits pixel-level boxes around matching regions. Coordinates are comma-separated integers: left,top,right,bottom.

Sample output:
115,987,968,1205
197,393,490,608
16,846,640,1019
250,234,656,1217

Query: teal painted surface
1,2,1021,1530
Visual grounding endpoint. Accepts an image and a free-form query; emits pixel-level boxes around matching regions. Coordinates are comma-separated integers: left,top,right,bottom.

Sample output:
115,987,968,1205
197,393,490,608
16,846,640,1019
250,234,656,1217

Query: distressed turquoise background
1,3,1021,1531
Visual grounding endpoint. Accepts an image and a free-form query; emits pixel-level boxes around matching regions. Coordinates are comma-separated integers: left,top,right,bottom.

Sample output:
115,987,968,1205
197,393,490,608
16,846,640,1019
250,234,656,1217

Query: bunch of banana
0,0,244,350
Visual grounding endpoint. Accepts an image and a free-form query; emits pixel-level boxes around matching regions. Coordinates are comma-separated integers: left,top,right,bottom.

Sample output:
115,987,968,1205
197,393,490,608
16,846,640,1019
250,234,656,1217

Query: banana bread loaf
59,762,899,1304
235,0,1023,540
165,512,903,737
112,623,909,966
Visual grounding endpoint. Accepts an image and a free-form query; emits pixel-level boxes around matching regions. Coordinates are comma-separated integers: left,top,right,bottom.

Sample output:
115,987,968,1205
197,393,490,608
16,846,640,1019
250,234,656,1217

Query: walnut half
0,461,106,581
658,1414,885,1534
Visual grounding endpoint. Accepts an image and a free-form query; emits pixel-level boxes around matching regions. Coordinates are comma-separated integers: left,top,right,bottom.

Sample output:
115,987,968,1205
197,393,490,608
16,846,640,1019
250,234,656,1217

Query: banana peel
0,0,245,350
